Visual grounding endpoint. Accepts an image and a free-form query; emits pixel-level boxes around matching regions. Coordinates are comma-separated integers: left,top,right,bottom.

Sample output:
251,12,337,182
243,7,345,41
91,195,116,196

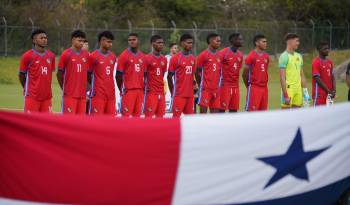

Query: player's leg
63,96,77,114
133,89,144,117
245,85,255,111
229,87,239,112
281,87,293,109
260,86,268,111
314,95,327,106
155,94,166,118
172,96,186,117
24,97,40,113
184,97,195,115
291,88,302,108
76,97,87,115
209,90,220,113
198,89,209,113
39,98,52,113
90,97,105,115
121,90,135,117
219,86,229,113
144,93,157,118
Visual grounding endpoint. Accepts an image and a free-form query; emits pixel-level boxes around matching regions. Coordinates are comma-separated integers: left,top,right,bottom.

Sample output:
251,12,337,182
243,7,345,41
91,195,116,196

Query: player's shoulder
198,49,208,57
279,51,289,59
21,49,34,58
311,56,320,64
46,49,55,57
119,49,129,57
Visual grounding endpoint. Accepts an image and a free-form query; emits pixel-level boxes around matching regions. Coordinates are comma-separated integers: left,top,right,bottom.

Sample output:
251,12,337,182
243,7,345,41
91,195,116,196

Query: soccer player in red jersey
143,35,167,118
19,29,55,113
312,41,336,106
167,34,197,117
219,33,244,113
242,34,270,111
116,33,145,117
88,31,117,115
57,30,90,115
196,33,222,113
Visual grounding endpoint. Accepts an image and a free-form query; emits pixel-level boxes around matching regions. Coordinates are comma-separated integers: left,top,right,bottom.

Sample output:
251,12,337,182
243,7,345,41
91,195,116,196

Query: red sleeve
245,52,254,67
117,51,128,73
218,48,226,60
51,53,56,73
312,59,320,77
163,57,168,72
88,53,96,73
168,55,178,73
19,52,31,73
58,51,68,71
196,52,206,68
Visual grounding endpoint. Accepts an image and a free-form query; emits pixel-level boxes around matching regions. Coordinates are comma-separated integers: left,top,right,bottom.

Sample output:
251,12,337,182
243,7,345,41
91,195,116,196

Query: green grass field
0,50,349,112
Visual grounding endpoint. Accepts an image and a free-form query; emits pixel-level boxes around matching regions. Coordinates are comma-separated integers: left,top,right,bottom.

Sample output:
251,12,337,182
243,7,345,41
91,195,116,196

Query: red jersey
219,47,243,87
312,57,334,97
117,49,145,91
88,50,117,100
58,48,89,98
245,50,270,87
19,49,55,100
197,49,222,91
168,52,196,97
143,53,167,94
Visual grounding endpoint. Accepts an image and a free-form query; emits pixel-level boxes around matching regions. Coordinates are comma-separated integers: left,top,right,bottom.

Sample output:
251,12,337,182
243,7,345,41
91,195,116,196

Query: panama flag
0,103,349,205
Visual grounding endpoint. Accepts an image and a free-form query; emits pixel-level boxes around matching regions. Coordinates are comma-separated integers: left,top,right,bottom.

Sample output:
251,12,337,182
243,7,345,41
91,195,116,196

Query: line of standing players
19,29,338,117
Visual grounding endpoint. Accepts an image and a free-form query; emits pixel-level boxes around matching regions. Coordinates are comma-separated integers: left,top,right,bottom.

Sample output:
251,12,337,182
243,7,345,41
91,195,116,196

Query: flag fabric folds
0,104,349,205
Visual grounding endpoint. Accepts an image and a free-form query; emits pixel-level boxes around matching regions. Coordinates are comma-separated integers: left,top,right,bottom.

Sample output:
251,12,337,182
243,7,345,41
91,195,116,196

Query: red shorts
24,97,52,113
62,96,86,115
121,89,144,117
198,89,220,109
245,85,268,111
89,97,116,116
144,93,166,118
171,96,194,117
220,86,240,111
313,95,327,106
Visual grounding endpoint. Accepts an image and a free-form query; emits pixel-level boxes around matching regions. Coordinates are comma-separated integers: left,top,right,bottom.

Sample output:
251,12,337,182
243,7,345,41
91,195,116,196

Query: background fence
1,17,350,56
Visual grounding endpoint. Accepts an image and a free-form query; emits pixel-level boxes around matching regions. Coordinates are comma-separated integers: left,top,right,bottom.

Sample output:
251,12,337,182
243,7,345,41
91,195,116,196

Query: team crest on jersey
161,61,165,66
191,60,194,65
138,59,143,63
238,57,241,62
183,62,186,65
46,58,51,64
229,57,233,60
209,59,213,62
130,59,134,63
153,62,157,66
296,57,300,62
72,59,76,62
35,60,40,64
100,61,104,64
82,58,87,63
110,60,114,65
217,58,221,63
264,59,268,63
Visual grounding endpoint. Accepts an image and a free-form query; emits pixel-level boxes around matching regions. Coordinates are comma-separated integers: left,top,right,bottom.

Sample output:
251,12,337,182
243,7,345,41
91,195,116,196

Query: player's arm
195,67,202,87
56,70,64,90
332,67,336,98
115,71,123,93
279,68,288,97
346,63,350,89
242,65,250,88
278,54,291,104
167,72,174,96
300,68,307,89
18,73,26,88
313,76,331,94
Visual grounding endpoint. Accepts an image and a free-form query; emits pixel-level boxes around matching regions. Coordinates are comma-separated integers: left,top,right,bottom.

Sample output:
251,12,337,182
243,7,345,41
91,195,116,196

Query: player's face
153,39,165,52
319,45,329,56
33,33,48,48
100,37,113,50
72,37,85,50
233,35,243,47
128,36,138,48
289,38,300,50
170,45,179,55
210,36,221,49
82,42,89,51
257,38,267,51
181,39,193,51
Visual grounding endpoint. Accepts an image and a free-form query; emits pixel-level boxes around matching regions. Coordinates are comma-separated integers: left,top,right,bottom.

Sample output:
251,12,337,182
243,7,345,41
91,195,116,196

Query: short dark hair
253,34,266,46
169,43,177,48
284,33,299,42
71,30,86,39
84,39,88,43
150,34,163,43
31,29,46,40
128,33,138,38
317,41,329,50
229,32,241,43
180,34,193,42
206,33,220,44
98,30,114,42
